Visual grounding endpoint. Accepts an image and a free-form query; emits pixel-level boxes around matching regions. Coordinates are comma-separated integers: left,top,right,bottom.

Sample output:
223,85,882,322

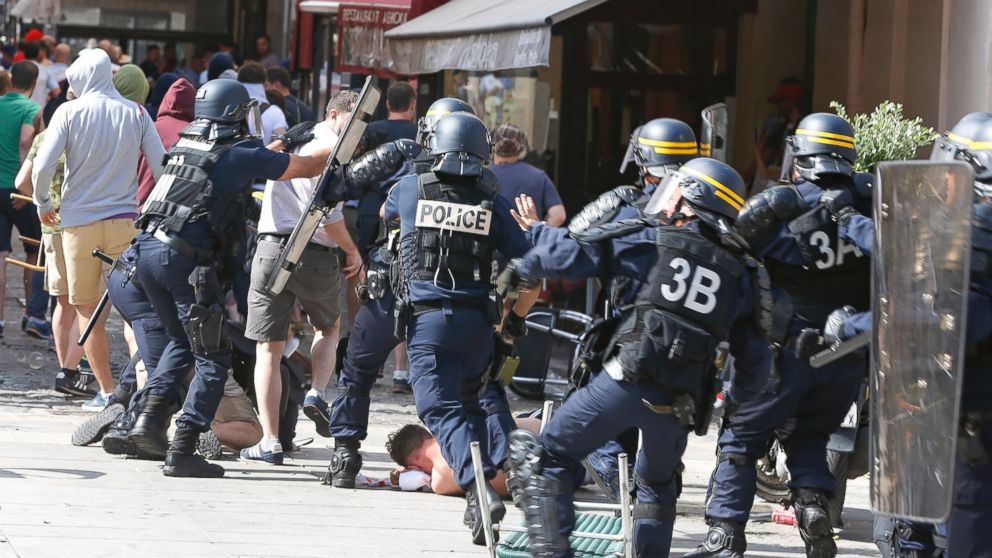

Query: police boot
128,394,172,460
464,482,506,546
793,488,837,558
327,438,362,488
163,426,225,478
683,520,747,558
506,430,571,558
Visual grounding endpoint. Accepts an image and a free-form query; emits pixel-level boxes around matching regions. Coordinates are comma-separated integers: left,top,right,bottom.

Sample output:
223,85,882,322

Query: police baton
77,250,115,346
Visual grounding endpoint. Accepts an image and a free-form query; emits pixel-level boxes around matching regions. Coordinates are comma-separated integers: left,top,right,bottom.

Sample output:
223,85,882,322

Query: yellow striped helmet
631,118,698,177
933,112,992,187
643,157,747,229
783,113,857,182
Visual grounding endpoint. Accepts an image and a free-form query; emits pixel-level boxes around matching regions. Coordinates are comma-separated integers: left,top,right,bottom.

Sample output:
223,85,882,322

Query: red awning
290,0,315,71
337,0,447,76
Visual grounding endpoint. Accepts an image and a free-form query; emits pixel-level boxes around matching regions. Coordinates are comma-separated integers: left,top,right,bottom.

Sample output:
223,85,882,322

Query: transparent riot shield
871,161,973,522
701,103,728,162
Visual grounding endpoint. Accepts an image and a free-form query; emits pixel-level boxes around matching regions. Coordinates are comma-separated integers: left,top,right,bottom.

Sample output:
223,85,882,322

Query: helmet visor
246,101,263,140
642,171,686,218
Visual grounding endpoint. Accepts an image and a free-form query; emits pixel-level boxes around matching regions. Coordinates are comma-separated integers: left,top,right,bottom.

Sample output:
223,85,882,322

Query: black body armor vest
137,133,246,250
609,225,746,396
411,172,498,286
766,201,871,325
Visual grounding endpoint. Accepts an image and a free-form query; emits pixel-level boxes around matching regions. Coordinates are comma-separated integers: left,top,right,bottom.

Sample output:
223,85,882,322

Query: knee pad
792,489,837,558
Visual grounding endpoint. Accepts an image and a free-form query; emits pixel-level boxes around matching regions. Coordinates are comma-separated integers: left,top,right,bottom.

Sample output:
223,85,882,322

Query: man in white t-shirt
240,90,362,464
237,62,287,144
23,42,59,108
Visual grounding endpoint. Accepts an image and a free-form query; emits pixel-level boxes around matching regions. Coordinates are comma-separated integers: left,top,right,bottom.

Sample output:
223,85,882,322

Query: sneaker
239,440,284,465
81,392,110,412
72,403,125,446
0,322,5,338
78,358,92,374
197,430,224,460
302,395,330,438
54,369,96,397
24,318,52,340
392,370,412,394
20,315,27,331
47,337,55,352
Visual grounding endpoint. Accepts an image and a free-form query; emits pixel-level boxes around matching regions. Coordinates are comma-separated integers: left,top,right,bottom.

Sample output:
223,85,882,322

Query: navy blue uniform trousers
133,236,229,431
705,347,864,523
407,306,496,488
541,371,689,558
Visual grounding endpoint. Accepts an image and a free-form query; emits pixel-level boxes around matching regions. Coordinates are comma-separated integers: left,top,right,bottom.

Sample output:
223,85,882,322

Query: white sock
260,437,280,452
307,388,325,401
393,369,409,381
100,390,111,398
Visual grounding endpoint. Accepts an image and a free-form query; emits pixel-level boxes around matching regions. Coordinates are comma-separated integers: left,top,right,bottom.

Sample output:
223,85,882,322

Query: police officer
126,79,334,478
384,111,539,544
685,113,874,558
502,157,771,558
625,117,698,194
325,97,494,488
829,113,992,558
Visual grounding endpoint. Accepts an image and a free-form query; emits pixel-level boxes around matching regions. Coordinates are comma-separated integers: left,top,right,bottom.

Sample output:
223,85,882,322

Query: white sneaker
81,392,109,413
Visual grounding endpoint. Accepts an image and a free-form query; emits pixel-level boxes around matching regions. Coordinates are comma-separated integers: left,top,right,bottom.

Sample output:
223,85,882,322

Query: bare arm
18,124,35,163
544,204,567,228
14,159,33,197
325,217,363,279
278,145,332,181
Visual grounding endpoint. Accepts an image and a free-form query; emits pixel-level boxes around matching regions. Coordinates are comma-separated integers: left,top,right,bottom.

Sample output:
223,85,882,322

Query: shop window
586,22,727,76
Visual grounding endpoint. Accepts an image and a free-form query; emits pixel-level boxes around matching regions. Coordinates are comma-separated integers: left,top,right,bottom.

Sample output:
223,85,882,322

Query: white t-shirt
29,62,59,108
258,124,343,247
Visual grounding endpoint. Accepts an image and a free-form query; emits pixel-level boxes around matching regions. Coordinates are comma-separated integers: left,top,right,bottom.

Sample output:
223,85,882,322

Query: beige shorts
43,233,68,297
61,219,135,305
213,375,260,426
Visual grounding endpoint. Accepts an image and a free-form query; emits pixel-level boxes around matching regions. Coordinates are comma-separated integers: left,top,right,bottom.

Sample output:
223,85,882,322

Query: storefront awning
384,0,607,74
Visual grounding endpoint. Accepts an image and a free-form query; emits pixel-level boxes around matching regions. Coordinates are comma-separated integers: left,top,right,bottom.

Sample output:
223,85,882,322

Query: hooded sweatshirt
31,48,166,227
145,72,179,120
136,77,194,206
113,64,150,104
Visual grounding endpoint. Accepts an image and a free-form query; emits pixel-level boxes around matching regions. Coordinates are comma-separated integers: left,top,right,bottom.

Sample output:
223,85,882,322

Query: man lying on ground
385,417,541,497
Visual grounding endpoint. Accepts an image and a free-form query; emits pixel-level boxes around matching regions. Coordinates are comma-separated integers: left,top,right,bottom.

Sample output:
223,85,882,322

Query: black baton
809,330,872,368
77,250,116,346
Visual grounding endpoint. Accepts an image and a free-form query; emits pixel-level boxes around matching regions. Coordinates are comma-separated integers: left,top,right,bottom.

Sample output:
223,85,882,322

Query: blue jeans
108,262,174,399
25,270,48,320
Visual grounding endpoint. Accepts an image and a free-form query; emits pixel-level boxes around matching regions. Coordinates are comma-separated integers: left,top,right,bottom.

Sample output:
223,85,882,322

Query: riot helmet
628,118,698,179
932,112,992,197
782,113,857,183
430,112,492,178
193,79,262,140
417,97,476,149
643,157,747,231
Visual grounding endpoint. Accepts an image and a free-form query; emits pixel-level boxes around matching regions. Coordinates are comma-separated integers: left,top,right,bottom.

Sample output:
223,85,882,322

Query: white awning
10,0,62,20
384,0,607,74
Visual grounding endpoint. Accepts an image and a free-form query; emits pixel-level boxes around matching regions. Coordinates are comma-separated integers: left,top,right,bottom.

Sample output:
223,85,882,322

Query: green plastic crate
495,512,625,558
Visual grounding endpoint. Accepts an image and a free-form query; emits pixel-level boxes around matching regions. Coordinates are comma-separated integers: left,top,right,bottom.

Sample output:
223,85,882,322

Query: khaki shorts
245,238,342,342
213,375,260,426
61,219,135,305
43,233,68,296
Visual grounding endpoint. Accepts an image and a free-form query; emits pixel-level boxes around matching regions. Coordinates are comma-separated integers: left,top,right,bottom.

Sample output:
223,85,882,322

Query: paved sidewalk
0,243,879,557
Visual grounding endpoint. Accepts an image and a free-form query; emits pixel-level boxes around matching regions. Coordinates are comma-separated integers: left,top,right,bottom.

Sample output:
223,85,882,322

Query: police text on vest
415,200,492,236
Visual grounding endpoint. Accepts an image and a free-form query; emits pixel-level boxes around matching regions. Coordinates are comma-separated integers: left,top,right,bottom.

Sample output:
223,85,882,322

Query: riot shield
700,103,729,162
264,77,381,295
619,125,643,174
871,161,973,522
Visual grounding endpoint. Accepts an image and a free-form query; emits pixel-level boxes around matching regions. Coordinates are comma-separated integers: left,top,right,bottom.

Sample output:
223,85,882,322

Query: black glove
823,305,857,344
795,327,827,359
819,189,859,225
502,311,528,339
276,121,317,152
496,258,537,297
318,166,346,206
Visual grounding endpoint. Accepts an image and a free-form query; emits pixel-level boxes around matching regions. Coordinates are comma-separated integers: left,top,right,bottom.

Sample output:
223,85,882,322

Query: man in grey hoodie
32,48,166,411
